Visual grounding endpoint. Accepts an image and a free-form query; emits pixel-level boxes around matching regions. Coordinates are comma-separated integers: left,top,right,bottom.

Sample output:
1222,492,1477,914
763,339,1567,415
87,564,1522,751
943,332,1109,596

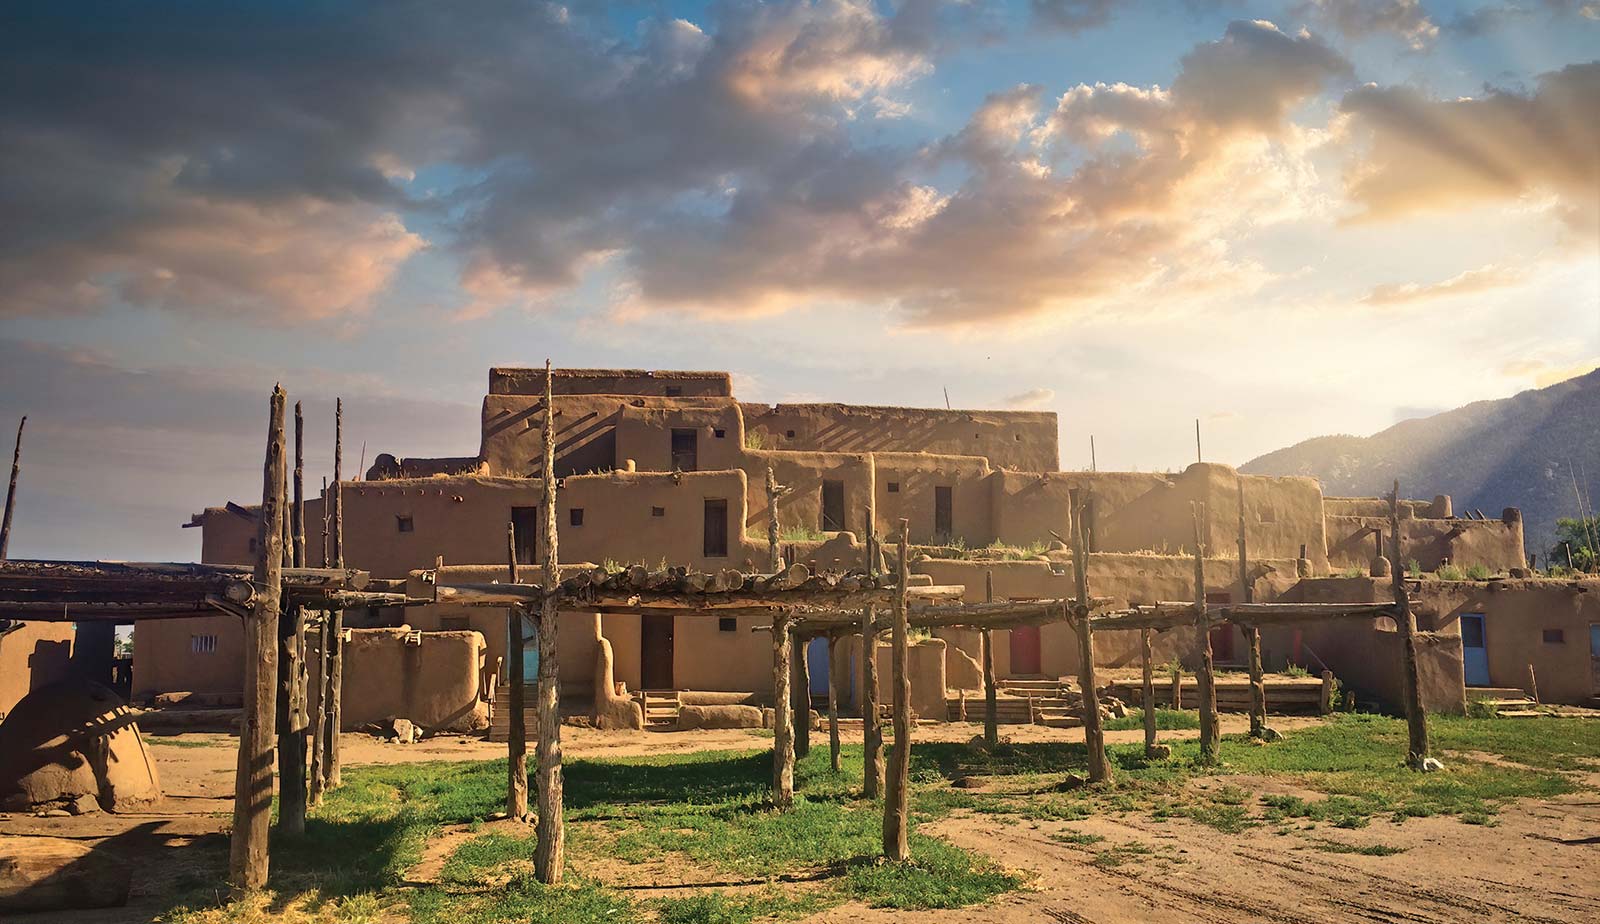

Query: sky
1,0,1597,561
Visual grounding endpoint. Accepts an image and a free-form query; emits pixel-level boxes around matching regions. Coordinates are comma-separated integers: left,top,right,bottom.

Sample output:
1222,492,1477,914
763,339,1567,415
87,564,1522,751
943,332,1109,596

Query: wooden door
641,613,674,690
935,486,953,543
703,499,728,558
510,506,539,565
1010,625,1042,676
671,428,698,472
1461,613,1490,686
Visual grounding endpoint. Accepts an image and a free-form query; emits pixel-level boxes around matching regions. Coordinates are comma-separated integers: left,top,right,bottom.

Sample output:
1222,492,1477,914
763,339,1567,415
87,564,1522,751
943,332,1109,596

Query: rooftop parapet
489,368,732,397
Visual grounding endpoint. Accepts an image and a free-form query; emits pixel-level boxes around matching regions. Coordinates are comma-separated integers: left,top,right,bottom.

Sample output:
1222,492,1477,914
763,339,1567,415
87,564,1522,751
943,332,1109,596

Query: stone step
1466,687,1532,701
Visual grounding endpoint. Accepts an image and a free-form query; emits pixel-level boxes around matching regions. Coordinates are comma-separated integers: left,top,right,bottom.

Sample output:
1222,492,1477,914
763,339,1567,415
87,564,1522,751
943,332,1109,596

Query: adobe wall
1324,510,1525,574
742,403,1058,472
131,614,243,700
615,403,745,474
325,628,488,732
742,450,875,540
0,622,76,719
871,452,995,545
1409,579,1600,704
490,368,732,397
480,394,740,478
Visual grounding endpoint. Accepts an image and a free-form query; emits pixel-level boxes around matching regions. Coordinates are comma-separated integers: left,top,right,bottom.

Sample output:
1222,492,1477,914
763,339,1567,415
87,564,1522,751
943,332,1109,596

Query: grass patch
1090,843,1154,868
1104,709,1199,731
1306,839,1407,856
145,736,225,749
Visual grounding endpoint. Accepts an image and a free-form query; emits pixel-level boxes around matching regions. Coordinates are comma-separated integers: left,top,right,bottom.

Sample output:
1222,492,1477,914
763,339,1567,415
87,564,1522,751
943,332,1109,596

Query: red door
1010,625,1042,676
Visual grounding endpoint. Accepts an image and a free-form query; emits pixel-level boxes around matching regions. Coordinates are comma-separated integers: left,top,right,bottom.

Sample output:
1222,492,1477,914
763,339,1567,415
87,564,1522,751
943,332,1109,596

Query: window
511,506,539,564
190,634,218,655
934,486,953,542
569,508,584,527
651,506,666,518
714,428,726,439
1258,505,1278,524
1543,628,1565,644
704,498,729,557
671,428,698,472
719,617,737,632
440,616,471,632
248,537,258,553
821,480,845,532
665,385,682,397
887,482,900,494
396,515,414,533
785,429,796,438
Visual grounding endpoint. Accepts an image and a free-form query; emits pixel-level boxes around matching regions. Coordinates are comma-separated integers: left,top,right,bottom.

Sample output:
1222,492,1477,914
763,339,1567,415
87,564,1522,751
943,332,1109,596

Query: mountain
1241,368,1600,556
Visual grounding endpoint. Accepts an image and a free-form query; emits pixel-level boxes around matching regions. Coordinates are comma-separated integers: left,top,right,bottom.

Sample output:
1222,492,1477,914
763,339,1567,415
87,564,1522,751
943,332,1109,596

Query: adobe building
132,367,1589,731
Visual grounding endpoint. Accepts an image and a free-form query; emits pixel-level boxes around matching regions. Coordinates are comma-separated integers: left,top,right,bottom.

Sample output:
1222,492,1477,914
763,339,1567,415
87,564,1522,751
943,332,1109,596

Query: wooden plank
534,359,565,884
883,519,911,862
230,385,285,891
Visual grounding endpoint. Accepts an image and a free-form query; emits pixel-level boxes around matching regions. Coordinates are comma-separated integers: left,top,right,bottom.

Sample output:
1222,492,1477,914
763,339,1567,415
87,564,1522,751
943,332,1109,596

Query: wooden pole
861,524,882,798
320,476,329,566
0,416,24,560
325,400,344,790
506,522,528,821
292,403,305,569
772,612,794,809
766,465,781,573
982,570,997,747
1140,628,1157,755
1193,502,1219,764
827,636,841,772
794,632,811,759
882,519,911,861
1238,478,1266,739
534,359,565,883
1074,498,1110,783
277,402,309,830
309,608,328,808
229,386,285,891
1390,480,1430,769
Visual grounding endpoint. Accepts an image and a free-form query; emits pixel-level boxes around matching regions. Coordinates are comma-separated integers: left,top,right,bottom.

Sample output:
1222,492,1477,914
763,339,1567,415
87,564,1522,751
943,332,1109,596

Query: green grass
1103,709,1200,731
145,736,225,748
1305,839,1407,856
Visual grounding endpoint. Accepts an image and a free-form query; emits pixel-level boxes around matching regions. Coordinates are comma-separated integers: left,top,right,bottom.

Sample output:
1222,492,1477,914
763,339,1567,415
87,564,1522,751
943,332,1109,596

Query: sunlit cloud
1362,263,1529,305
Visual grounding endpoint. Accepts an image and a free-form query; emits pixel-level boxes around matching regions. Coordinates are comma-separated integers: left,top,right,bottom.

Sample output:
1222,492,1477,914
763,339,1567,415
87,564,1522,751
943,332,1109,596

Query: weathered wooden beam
293,402,305,569
827,635,841,772
326,398,344,791
1239,478,1266,739
861,519,882,800
982,570,997,748
772,610,794,810
1391,480,1430,770
309,608,329,808
506,524,528,822
794,628,811,759
276,602,308,836
1140,628,1158,756
1075,498,1110,784
230,385,285,891
766,465,781,573
1193,503,1219,764
534,359,565,884
883,519,911,862
0,416,23,561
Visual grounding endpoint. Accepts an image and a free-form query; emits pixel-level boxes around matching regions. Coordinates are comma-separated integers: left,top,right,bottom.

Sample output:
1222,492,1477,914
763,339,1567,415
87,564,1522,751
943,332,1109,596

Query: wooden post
794,632,811,759
534,359,565,883
772,612,794,809
1390,481,1430,769
1193,503,1219,764
1074,499,1110,783
1170,663,1183,709
982,569,997,748
325,398,344,790
0,416,24,560
230,386,285,891
506,522,528,821
292,402,305,569
1527,664,1540,704
766,465,781,573
309,609,329,808
882,519,912,861
827,636,841,772
320,476,329,566
1320,670,1335,713
276,602,308,835
861,524,882,798
1140,629,1158,755
1238,478,1266,739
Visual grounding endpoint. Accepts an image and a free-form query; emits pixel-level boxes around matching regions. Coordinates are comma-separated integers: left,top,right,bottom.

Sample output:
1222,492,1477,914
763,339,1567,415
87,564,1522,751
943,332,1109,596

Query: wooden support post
230,386,285,891
1193,503,1220,764
326,398,344,790
827,636,841,772
766,465,781,573
1140,628,1158,755
276,603,308,835
1527,664,1540,705
794,632,811,759
861,527,883,798
534,359,564,884
293,402,305,569
982,570,997,747
1170,663,1183,709
1320,670,1335,714
1390,480,1430,769
1238,478,1266,739
882,519,911,862
506,522,528,821
320,476,329,566
772,612,794,809
1,416,24,560
1074,499,1110,783
309,609,329,808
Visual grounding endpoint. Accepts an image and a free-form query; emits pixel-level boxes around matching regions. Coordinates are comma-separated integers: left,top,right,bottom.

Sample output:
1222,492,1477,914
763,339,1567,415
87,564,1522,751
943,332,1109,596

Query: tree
1549,516,1599,571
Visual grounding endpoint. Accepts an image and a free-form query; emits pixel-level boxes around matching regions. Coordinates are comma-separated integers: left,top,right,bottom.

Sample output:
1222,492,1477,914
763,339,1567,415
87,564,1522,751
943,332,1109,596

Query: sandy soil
3,717,1596,923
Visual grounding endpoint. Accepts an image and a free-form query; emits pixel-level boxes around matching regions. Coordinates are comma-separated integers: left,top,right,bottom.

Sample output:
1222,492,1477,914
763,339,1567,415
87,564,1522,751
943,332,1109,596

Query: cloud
1295,0,1439,50
1004,387,1056,408
1361,263,1529,305
1031,0,1123,33
1447,1,1600,37
1339,61,1600,236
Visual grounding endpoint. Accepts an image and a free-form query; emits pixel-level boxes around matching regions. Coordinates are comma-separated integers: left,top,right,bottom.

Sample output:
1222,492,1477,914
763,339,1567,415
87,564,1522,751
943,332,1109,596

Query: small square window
1542,628,1565,644
569,508,584,527
714,428,726,438
396,515,414,533
665,385,682,397
718,617,737,632
440,616,470,632
651,506,666,517
785,429,796,438
190,634,217,654
887,482,900,493
248,537,258,553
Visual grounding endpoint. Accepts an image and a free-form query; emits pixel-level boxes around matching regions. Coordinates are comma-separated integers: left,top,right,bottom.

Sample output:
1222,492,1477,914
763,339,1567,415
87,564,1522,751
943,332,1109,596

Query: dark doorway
641,614,674,689
1206,591,1234,661
703,498,728,557
511,506,539,565
821,480,845,532
934,485,953,542
671,428,698,472
1009,625,1042,675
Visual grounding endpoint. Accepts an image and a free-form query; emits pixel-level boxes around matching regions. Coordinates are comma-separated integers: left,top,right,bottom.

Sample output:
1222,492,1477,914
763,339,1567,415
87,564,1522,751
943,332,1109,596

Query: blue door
513,616,538,681
808,636,830,696
1461,614,1490,686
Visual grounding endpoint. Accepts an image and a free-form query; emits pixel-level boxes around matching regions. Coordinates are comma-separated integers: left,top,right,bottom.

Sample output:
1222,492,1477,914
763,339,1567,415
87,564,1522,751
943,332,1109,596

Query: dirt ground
3,716,1597,923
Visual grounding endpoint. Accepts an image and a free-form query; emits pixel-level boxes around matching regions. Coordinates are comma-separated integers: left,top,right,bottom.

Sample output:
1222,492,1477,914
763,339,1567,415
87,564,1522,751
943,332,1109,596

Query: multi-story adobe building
126,367,1567,732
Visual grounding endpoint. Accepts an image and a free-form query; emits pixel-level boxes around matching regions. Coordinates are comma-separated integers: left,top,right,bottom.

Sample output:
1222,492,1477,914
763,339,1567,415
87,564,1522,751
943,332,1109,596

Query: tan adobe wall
1324,511,1525,574
742,450,875,541
132,614,243,699
479,394,740,478
871,452,995,545
1325,496,1451,519
0,622,76,719
742,403,1058,472
615,403,745,474
490,368,732,397
318,628,488,732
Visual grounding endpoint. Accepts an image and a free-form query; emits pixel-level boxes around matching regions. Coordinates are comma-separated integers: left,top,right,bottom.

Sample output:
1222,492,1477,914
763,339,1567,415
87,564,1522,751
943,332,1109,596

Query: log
861,608,882,798
309,607,329,808
1193,503,1219,764
1391,481,1430,769
0,837,132,912
793,629,811,759
1074,498,1110,783
327,398,344,789
827,636,841,772
883,519,911,861
276,602,308,835
506,524,528,821
534,359,565,884
293,402,305,569
982,570,997,748
766,465,781,573
230,385,285,890
772,612,794,809
1140,628,1157,754
0,416,23,561
1239,478,1266,739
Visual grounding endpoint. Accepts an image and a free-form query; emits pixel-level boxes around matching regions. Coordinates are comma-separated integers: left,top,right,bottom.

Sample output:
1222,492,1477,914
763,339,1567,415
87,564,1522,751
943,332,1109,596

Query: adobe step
1466,687,1533,701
